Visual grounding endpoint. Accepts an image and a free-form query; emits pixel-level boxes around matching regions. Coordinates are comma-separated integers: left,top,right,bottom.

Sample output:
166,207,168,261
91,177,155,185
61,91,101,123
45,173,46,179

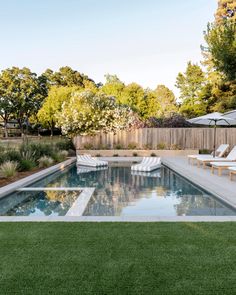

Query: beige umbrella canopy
188,112,236,157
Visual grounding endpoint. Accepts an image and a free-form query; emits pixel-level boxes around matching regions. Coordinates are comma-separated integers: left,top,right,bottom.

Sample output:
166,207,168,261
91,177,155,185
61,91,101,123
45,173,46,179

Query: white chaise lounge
188,144,229,165
210,162,236,176
77,154,108,167
131,157,161,172
196,146,236,169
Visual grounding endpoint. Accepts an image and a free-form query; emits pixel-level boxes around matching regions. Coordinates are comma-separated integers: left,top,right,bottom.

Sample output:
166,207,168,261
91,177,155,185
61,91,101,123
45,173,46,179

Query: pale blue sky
0,0,217,94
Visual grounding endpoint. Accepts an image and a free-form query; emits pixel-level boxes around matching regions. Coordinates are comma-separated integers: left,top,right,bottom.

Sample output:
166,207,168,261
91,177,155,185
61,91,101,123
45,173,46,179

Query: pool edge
0,158,76,199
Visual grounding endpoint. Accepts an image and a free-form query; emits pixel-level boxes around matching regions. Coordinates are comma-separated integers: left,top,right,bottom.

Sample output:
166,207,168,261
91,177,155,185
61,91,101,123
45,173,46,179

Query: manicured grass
0,223,236,294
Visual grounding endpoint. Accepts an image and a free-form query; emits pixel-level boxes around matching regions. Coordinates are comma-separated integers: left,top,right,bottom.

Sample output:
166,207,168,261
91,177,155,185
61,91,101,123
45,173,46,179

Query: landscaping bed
78,149,198,157
0,139,75,187
0,222,236,294
0,166,46,187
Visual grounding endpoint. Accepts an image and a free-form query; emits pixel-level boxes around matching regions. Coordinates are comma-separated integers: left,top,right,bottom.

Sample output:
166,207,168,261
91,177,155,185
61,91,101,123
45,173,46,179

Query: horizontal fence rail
73,128,236,150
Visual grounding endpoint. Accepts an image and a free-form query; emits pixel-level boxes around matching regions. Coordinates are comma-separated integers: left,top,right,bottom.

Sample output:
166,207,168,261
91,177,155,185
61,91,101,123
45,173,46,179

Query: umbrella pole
213,121,217,158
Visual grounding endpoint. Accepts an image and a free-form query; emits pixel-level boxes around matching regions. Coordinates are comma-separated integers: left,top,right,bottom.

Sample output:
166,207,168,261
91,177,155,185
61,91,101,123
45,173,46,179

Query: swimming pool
0,162,236,217
1,162,235,217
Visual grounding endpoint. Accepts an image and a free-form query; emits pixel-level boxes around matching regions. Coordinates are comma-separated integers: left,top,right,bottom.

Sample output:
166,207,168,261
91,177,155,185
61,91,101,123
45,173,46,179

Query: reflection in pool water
0,190,80,216
25,163,236,217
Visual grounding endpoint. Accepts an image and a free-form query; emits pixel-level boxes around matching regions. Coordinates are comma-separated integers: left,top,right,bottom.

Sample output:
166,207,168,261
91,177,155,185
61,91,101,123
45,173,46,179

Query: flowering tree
57,91,136,136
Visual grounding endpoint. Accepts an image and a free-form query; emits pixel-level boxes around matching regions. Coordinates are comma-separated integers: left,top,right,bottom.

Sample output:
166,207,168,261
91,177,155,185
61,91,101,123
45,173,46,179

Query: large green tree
41,66,97,90
0,74,14,137
176,62,206,118
101,74,125,102
215,0,236,24
37,86,76,136
0,67,45,136
154,85,177,117
204,21,236,81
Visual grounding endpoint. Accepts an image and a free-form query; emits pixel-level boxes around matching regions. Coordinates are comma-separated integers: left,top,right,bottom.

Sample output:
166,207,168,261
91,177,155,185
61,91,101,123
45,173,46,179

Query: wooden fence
73,128,236,150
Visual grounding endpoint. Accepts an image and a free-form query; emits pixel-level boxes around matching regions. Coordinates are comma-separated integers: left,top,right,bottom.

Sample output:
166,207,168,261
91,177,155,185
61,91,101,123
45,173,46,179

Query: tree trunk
3,119,8,138
18,119,24,137
50,126,53,137
50,120,54,137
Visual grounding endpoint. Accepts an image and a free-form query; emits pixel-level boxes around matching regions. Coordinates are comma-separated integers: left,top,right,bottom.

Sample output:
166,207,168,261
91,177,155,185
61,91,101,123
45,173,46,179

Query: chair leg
218,168,222,176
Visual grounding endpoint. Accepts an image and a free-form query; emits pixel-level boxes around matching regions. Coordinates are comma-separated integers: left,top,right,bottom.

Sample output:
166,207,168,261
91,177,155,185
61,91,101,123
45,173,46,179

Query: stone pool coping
1,216,236,222
0,158,76,199
1,156,236,222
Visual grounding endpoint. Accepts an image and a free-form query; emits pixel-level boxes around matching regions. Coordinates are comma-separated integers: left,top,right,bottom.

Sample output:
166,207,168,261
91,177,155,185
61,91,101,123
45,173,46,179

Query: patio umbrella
188,112,236,157
223,110,236,120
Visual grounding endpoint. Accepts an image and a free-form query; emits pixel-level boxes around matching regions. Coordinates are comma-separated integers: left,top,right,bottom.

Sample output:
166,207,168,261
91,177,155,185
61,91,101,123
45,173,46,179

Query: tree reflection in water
4,190,80,216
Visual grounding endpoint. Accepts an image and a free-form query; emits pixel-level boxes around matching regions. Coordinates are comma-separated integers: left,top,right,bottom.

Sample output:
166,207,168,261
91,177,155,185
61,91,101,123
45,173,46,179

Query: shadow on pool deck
162,156,236,209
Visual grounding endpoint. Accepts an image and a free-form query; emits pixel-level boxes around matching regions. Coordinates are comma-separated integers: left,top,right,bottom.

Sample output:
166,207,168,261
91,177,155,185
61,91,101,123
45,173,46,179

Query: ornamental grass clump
52,150,68,162
38,156,54,168
0,161,18,178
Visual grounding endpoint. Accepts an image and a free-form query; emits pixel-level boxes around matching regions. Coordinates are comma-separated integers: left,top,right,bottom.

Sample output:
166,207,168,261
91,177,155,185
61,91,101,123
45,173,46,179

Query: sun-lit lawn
0,222,236,294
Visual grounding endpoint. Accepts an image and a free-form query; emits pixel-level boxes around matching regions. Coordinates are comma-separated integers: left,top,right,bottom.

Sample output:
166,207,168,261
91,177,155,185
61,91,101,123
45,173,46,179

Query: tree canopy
57,91,135,136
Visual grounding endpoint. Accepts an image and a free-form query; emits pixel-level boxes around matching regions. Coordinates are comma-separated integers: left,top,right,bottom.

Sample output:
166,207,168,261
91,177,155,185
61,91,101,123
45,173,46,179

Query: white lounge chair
188,144,229,165
210,162,236,176
131,157,161,172
196,146,236,169
77,154,108,167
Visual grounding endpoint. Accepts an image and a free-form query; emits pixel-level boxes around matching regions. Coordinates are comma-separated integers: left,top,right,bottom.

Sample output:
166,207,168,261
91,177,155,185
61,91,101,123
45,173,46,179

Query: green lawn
0,223,236,294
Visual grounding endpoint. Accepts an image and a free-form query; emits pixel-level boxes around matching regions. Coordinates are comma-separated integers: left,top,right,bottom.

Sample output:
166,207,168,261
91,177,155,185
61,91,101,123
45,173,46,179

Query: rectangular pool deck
0,156,236,222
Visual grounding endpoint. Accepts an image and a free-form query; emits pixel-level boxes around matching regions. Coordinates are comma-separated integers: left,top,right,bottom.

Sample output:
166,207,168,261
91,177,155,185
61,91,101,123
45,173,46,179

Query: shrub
150,153,156,157
0,146,5,153
113,154,119,157
146,114,191,128
170,144,181,150
95,154,101,157
68,149,76,156
38,156,54,168
199,149,211,154
19,159,36,171
156,143,166,150
55,139,75,151
114,143,123,150
128,143,137,150
5,150,21,163
97,144,109,150
20,144,36,162
0,161,18,178
144,144,152,150
83,143,94,150
27,143,54,160
52,150,68,162
0,152,7,164
133,152,138,157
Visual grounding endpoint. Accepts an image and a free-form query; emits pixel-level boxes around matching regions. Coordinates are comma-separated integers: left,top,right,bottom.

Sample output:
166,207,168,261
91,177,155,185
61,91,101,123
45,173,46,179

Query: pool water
0,190,81,216
1,162,235,217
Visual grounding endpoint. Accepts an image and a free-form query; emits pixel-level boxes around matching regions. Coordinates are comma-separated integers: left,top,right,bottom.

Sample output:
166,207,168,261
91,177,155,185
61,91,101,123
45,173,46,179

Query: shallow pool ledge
0,157,76,199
